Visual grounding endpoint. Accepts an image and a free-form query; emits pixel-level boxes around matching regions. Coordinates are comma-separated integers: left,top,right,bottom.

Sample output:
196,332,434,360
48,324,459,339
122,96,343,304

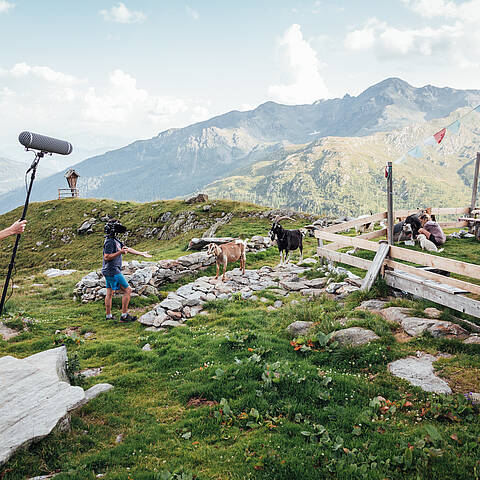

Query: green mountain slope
203,109,480,215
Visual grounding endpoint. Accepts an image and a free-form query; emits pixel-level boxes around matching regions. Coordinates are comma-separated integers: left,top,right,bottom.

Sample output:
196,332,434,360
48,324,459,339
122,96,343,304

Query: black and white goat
269,216,305,265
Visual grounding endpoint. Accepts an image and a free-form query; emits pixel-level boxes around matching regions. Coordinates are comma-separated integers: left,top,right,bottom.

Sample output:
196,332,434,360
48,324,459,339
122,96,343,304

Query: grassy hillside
0,198,317,274
1,199,480,479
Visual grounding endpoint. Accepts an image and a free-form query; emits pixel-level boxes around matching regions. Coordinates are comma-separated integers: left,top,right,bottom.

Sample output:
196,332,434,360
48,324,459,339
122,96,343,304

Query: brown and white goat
206,240,246,281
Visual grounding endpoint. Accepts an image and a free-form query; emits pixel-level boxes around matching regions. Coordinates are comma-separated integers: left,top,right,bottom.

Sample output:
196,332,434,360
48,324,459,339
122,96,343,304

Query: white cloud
268,24,330,104
0,62,82,86
344,3,479,68
100,2,146,24
0,1,14,13
344,18,380,50
186,6,199,20
0,63,211,165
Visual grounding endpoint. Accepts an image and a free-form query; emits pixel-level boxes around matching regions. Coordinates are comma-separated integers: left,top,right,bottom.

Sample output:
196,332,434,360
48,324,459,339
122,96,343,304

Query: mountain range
1,77,480,215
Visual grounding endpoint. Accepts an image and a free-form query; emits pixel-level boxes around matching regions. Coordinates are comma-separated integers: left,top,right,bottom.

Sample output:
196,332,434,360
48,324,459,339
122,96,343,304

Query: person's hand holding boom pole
0,220,27,240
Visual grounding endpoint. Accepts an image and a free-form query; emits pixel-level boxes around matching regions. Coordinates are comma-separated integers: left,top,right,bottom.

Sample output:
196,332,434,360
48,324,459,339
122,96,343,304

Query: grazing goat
206,240,246,281
269,216,305,266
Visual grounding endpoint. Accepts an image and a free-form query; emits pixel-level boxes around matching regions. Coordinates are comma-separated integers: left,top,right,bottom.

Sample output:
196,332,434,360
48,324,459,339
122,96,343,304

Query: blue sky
1,0,479,169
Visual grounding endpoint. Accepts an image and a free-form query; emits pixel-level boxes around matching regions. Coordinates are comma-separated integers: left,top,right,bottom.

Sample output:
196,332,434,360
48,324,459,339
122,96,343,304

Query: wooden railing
58,188,79,199
314,207,480,318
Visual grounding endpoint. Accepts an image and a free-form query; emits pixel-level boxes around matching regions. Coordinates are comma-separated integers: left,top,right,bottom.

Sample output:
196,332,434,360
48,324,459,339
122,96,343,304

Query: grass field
1,200,480,479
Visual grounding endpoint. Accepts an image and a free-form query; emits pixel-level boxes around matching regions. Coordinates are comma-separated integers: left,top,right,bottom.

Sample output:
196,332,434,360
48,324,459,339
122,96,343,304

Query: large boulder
0,347,112,466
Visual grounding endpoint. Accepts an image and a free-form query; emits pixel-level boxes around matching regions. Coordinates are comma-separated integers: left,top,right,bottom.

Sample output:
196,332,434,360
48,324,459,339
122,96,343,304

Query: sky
1,0,479,170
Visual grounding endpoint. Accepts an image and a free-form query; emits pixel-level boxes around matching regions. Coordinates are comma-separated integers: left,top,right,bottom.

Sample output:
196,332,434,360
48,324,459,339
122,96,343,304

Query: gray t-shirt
424,221,446,245
102,237,123,276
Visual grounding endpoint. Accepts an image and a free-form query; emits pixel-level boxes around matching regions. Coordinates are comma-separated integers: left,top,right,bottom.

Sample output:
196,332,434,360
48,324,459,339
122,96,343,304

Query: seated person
418,213,446,246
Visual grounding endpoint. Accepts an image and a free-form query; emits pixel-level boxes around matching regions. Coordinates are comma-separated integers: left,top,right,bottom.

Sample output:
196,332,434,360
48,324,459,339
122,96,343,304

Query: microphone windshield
18,131,73,155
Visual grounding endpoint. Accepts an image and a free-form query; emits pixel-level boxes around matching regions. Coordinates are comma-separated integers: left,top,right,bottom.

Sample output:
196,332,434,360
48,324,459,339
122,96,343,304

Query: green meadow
0,199,479,479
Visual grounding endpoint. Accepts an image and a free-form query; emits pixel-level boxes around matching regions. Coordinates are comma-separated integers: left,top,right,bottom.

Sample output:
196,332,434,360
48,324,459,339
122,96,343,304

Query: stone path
138,263,362,328
0,347,113,466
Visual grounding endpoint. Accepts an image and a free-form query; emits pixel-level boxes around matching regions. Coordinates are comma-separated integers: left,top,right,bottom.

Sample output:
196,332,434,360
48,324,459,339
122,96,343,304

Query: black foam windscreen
18,131,73,155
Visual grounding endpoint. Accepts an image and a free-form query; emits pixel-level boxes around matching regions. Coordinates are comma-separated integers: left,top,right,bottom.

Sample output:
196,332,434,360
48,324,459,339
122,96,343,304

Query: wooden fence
314,206,480,318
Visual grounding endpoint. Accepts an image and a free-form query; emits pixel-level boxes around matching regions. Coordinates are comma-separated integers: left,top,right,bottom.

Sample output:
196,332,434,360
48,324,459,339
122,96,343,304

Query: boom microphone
18,131,73,155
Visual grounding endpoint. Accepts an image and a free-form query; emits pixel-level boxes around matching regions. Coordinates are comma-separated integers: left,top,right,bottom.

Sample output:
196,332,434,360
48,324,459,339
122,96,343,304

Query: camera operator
102,220,152,322
0,220,27,240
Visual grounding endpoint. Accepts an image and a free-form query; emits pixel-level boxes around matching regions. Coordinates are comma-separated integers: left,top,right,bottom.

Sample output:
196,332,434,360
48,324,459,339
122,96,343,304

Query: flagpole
387,162,394,245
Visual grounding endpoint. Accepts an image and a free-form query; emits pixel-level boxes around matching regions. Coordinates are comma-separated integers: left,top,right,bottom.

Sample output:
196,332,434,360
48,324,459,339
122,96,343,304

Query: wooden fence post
470,152,480,212
387,162,394,245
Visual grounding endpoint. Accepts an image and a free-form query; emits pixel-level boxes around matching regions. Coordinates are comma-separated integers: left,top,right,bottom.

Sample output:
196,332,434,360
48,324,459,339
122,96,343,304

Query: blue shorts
104,273,129,291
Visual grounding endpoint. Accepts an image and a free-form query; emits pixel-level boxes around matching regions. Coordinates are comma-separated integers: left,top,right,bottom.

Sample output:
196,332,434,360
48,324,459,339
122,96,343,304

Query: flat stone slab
330,327,379,347
388,352,452,394
0,347,113,466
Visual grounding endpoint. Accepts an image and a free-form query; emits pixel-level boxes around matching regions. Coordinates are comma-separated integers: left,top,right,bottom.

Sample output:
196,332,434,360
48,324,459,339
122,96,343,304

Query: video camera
104,220,127,238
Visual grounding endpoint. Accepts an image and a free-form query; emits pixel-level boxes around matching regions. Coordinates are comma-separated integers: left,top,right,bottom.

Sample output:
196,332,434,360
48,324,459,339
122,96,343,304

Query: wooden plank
384,262,480,295
317,247,372,270
320,212,387,233
384,270,480,318
317,230,480,281
324,243,341,251
361,242,390,291
394,207,470,217
315,231,382,250
431,207,471,215
438,221,468,228
357,228,387,240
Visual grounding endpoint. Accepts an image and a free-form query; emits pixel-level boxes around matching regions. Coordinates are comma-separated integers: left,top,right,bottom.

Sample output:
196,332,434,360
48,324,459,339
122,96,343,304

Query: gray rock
241,291,253,300
464,334,480,344
300,288,325,297
159,298,183,312
388,353,452,394
424,307,442,319
184,291,205,306
0,322,19,341
467,392,480,404
287,321,314,337
138,310,157,326
0,347,112,466
142,343,152,351
325,282,347,294
331,327,379,347
273,300,283,308
115,434,124,443
280,280,307,291
161,320,184,328
206,293,216,302
176,284,194,298
299,257,317,266
44,268,77,278
83,383,114,403
77,218,96,234
378,307,409,324
79,367,102,378
356,300,388,312
303,277,328,288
